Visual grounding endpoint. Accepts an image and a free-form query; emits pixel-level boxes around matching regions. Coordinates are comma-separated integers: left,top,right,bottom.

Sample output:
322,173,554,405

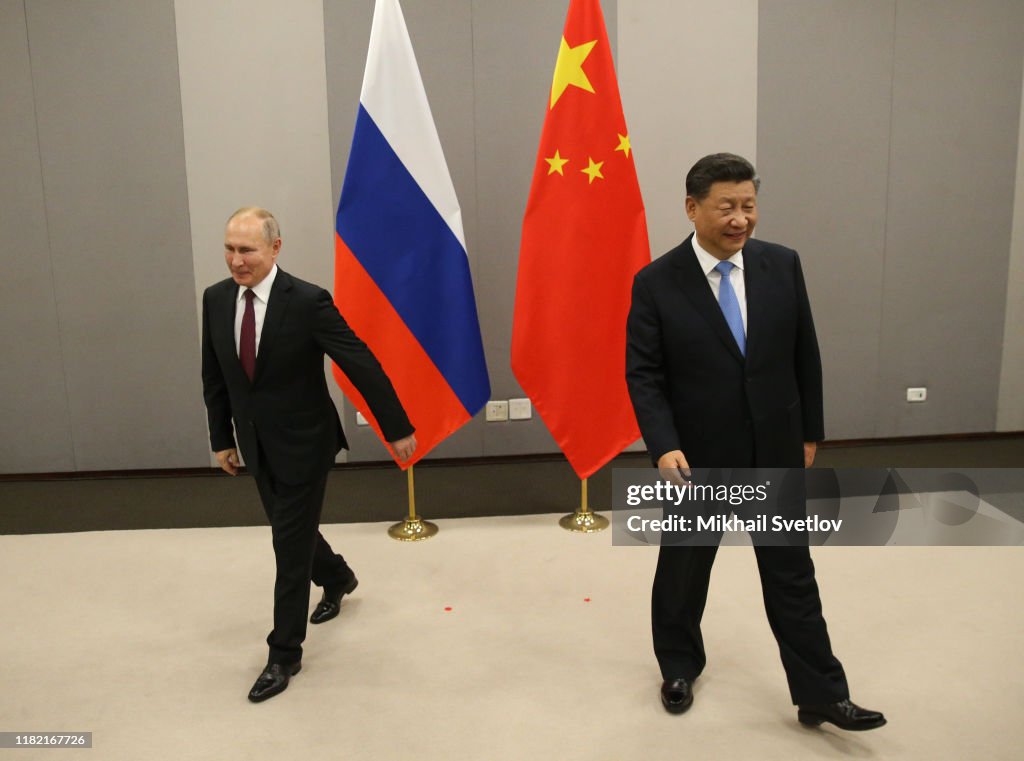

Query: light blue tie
714,261,745,356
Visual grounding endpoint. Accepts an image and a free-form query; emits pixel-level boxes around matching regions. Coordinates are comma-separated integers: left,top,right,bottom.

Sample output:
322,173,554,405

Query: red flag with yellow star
511,0,650,480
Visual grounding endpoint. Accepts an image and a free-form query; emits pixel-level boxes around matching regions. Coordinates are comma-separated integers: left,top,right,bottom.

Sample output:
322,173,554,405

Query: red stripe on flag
332,233,469,468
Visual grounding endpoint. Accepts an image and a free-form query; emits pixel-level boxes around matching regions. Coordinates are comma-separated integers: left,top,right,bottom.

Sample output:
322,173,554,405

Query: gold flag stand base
387,516,439,541
388,466,438,542
559,477,609,533
558,510,609,532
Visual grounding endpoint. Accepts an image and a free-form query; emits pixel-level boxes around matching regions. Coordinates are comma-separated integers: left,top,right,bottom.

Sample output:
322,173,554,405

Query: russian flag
333,0,490,468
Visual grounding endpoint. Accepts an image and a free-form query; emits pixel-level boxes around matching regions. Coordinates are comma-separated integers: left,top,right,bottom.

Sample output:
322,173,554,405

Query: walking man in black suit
202,207,416,702
625,154,885,730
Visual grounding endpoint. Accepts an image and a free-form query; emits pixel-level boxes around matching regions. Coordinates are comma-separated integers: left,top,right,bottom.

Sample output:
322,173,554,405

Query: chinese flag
511,0,651,479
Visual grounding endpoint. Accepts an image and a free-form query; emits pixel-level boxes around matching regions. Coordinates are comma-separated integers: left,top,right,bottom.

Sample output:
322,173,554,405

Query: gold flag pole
559,476,609,532
388,465,439,541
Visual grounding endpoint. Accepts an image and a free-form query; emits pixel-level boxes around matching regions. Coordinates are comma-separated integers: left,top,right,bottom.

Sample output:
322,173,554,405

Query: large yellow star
615,133,632,158
545,150,569,175
581,157,604,184
550,37,598,109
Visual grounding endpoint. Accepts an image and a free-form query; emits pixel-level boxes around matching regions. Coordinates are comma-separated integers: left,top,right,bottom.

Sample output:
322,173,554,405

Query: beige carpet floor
1,514,1021,760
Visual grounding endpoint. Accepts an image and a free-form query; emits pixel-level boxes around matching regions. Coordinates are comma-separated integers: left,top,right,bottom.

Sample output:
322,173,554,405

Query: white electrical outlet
355,411,369,426
485,400,509,422
509,398,532,420
906,387,927,403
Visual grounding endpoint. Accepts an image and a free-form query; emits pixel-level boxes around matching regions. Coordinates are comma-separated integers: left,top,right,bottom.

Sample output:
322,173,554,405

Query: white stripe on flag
359,0,466,250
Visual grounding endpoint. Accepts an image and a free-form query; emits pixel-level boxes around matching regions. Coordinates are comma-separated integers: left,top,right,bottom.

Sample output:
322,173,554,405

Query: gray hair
227,206,281,243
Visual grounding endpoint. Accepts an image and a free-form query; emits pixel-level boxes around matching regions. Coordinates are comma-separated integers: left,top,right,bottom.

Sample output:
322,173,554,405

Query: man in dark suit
626,154,885,730
202,207,416,703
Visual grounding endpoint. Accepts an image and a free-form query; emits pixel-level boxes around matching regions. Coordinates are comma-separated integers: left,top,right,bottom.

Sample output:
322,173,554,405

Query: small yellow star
615,133,631,158
581,157,604,184
550,37,598,109
545,150,570,175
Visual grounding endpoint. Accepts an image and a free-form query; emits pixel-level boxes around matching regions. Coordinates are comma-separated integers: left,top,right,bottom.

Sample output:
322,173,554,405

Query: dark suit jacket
201,269,413,485
626,234,823,469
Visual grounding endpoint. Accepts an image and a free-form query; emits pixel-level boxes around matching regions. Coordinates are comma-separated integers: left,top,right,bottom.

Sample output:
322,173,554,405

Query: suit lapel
254,269,293,382
213,281,247,380
673,235,745,363
742,240,767,362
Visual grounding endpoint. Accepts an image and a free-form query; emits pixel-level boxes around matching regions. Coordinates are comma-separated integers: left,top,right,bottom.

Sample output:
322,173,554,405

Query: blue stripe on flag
336,105,490,415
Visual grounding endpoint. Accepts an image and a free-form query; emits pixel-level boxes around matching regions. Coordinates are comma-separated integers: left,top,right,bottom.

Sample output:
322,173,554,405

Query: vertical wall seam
751,0,758,166
872,0,900,439
467,0,488,452
319,0,349,462
170,0,198,347
168,0,209,464
996,50,1024,431
22,0,78,471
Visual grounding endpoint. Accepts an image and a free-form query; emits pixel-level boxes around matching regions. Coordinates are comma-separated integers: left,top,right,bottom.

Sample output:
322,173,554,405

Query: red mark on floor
584,598,591,602
444,607,453,612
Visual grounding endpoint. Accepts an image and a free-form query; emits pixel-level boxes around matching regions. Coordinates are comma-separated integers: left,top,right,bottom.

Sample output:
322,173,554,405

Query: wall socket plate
509,397,532,420
906,387,927,403
485,400,509,421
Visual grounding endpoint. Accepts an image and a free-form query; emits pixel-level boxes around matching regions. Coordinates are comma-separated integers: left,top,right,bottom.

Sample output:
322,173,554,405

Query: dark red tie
240,289,256,381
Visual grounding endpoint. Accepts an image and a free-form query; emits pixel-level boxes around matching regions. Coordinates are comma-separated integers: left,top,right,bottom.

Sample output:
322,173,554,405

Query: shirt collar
691,235,744,277
236,264,279,304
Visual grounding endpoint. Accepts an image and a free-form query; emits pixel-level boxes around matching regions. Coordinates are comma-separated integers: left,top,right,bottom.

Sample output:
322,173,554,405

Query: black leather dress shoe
248,661,301,703
310,574,359,624
660,678,694,714
797,699,886,731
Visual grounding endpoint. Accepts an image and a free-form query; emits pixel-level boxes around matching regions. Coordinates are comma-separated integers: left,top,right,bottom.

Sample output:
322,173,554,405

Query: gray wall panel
622,0,758,260
0,1,75,473
757,0,895,440
759,0,1024,440
998,57,1024,431
877,0,1024,436
619,0,758,455
25,0,206,470
5,0,1022,477
470,0,581,458
176,0,339,467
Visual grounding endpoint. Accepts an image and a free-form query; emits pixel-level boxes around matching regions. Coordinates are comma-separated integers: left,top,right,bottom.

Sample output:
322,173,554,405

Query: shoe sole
798,711,887,731
661,694,693,715
797,712,824,727
662,700,693,715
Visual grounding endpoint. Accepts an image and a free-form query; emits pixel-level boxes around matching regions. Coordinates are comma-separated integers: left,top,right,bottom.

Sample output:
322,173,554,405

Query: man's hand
657,449,691,486
804,442,818,468
390,434,417,463
215,448,240,475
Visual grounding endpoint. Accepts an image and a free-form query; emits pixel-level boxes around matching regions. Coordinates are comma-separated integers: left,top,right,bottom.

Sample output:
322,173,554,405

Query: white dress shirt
691,235,748,333
234,264,279,357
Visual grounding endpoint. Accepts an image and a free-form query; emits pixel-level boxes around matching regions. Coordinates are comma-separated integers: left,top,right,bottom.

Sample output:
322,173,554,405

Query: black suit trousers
652,540,850,704
254,461,351,665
